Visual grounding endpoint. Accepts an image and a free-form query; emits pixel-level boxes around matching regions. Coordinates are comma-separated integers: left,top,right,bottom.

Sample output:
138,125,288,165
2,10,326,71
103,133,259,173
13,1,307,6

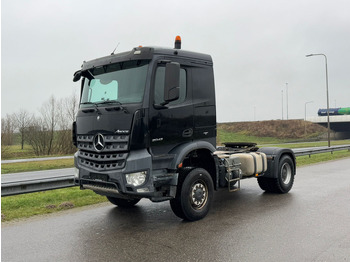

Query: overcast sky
2,0,350,122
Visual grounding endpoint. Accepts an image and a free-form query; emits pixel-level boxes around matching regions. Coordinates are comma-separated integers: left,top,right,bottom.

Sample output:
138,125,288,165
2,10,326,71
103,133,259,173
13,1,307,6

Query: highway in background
2,158,350,262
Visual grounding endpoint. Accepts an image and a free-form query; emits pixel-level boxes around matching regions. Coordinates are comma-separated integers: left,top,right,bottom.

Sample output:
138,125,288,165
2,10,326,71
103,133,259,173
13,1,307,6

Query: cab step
226,172,241,192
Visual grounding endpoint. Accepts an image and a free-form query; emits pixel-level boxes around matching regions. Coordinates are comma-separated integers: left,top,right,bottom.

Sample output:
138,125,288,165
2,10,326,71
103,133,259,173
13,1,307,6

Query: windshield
80,60,149,107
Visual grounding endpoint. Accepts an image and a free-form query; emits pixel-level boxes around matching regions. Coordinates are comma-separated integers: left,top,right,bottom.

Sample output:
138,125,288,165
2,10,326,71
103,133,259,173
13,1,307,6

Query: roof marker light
174,35,181,49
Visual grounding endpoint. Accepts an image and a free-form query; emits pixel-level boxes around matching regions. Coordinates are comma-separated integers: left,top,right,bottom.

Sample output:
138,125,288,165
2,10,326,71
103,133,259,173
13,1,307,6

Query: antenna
111,42,120,55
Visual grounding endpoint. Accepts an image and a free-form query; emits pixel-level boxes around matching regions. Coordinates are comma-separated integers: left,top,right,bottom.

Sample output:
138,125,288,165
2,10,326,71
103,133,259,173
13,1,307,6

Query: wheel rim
281,162,292,185
190,179,208,210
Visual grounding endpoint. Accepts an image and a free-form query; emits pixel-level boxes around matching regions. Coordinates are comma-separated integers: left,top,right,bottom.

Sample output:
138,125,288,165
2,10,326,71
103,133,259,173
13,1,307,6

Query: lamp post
304,101,314,121
304,101,313,135
281,89,284,120
285,83,289,120
306,53,331,147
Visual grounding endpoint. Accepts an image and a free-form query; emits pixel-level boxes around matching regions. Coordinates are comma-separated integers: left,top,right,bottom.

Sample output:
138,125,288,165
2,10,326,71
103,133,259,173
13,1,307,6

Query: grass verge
296,150,350,166
1,144,37,159
1,159,74,174
1,187,107,222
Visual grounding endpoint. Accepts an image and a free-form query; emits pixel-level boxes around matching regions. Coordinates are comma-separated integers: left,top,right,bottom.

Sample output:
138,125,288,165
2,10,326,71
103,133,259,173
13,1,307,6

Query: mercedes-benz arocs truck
72,36,296,221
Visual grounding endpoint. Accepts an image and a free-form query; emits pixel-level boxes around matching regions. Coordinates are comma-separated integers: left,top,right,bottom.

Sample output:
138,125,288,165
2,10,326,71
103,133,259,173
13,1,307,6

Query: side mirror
72,121,77,147
164,62,180,103
73,70,82,82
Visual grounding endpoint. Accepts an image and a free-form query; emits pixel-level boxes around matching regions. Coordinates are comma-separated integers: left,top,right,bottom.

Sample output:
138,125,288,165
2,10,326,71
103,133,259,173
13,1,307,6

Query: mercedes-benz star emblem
93,133,105,152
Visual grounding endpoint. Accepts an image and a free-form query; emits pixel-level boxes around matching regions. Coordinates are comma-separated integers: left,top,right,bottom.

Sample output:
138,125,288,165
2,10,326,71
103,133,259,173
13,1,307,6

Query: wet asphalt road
2,158,350,262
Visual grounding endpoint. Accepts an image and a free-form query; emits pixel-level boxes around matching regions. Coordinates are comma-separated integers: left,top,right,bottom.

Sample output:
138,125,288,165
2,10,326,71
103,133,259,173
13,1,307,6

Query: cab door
149,61,193,157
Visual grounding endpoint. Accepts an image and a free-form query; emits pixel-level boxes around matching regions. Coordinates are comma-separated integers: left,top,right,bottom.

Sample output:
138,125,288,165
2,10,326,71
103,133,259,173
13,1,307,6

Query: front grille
77,134,129,152
77,134,129,171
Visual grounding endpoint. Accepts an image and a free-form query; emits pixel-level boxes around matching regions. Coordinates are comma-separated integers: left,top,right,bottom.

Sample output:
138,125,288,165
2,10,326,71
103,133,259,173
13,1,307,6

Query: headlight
125,171,147,187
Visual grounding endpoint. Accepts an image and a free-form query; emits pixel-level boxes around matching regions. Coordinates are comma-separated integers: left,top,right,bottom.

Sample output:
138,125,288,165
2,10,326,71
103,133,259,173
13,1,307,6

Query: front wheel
107,196,140,207
170,168,214,221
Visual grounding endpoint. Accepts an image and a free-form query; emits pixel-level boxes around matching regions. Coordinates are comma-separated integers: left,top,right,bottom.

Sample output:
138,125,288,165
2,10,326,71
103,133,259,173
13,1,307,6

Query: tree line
1,93,79,157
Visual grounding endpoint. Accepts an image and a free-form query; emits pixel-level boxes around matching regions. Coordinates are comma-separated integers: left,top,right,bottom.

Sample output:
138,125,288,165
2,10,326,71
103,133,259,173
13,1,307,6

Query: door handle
182,128,193,137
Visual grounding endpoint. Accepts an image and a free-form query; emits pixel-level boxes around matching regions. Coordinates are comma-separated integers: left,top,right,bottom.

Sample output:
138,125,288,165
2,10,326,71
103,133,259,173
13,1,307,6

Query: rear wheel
257,155,294,193
107,196,140,207
170,168,214,221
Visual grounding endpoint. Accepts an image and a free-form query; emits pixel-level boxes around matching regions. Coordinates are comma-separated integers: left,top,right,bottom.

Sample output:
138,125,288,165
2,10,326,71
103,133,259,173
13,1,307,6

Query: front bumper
74,149,178,201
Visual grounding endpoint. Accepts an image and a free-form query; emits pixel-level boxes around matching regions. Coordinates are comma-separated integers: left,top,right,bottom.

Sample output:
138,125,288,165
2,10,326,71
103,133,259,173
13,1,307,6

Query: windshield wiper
80,102,101,114
96,100,123,105
97,100,129,113
80,102,96,105
81,101,128,113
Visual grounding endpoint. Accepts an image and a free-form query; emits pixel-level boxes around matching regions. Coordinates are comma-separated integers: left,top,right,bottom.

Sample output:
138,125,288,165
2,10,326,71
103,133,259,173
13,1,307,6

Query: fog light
137,188,150,193
125,171,147,187
74,167,80,179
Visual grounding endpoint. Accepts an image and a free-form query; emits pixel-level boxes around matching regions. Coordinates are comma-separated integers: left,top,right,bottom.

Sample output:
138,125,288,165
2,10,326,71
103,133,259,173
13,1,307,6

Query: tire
170,168,214,221
257,155,295,194
106,196,140,207
170,168,192,219
277,155,295,193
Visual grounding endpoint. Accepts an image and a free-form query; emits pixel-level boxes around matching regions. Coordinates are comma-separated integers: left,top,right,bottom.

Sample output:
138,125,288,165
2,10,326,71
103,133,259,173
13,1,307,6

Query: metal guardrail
1,176,75,197
292,145,350,157
1,168,76,197
1,145,350,197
